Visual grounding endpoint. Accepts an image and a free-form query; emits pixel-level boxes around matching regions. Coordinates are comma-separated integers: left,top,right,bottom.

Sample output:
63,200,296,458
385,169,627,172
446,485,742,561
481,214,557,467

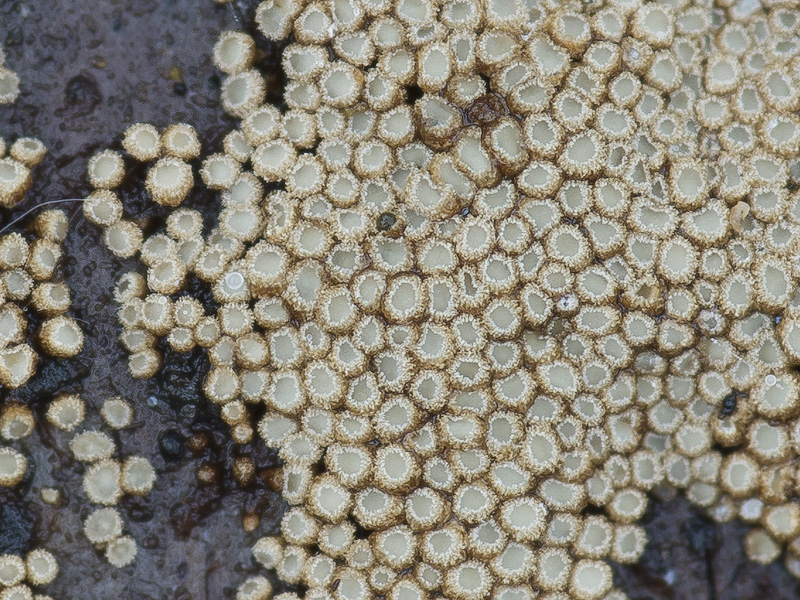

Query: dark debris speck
377,212,396,231
126,499,155,523
159,430,185,462
157,346,210,408
61,73,102,117
5,28,23,47
686,515,717,554
718,391,739,419
16,358,89,405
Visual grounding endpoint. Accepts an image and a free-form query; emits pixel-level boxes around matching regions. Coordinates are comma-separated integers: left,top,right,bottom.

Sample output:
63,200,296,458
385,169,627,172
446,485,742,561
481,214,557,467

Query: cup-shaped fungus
0,447,26,487
121,456,156,496
105,535,137,569
37,316,83,358
29,210,67,244
100,397,133,430
236,575,273,600
0,158,31,208
0,554,26,587
0,404,34,441
214,31,257,75
70,430,115,463
745,528,781,565
201,153,242,190
24,549,58,586
253,536,284,571
9,137,46,167
0,233,29,271
161,123,201,160
46,394,85,432
0,60,20,104
276,545,309,584
498,497,547,542
3,268,34,302
747,420,791,463
30,283,70,317
145,157,194,207
610,524,647,564
87,150,125,189
83,507,124,546
574,516,614,560
122,123,161,162
374,445,420,493
83,459,123,505
0,344,37,389
443,560,494,600
306,474,352,522
569,560,613,600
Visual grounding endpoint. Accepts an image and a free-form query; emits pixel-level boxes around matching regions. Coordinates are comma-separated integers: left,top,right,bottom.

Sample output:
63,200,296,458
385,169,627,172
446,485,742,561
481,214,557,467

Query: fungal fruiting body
0,48,20,105
81,0,800,597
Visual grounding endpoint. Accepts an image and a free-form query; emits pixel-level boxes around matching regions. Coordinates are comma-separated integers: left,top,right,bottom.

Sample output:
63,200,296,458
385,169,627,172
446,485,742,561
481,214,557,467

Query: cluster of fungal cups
0,403,57,592
0,209,83,390
1,390,154,572
0,55,76,387
0,549,59,600
0,49,66,600
47,394,155,568
87,0,800,596
83,121,204,262
0,47,81,391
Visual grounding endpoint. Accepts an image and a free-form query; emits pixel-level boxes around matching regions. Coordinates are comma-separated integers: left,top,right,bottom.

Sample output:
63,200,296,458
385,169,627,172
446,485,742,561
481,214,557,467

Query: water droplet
226,271,244,290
